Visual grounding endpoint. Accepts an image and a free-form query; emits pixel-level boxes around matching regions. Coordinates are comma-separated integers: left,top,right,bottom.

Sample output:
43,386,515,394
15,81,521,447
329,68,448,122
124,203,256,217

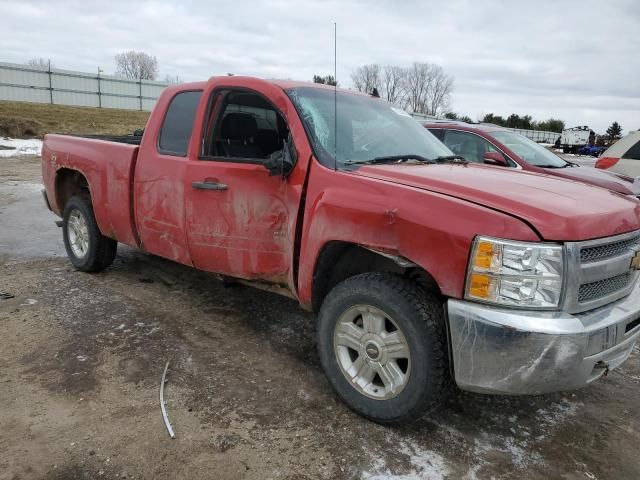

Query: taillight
595,157,619,169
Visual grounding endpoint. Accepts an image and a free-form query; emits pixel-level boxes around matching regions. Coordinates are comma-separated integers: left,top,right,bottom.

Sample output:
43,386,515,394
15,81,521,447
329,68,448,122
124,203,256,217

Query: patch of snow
20,298,38,306
535,398,580,437
361,440,450,480
0,138,43,157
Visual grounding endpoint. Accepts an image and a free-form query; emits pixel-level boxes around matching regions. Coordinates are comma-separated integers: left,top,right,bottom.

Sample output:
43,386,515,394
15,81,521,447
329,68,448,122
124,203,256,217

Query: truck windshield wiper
344,154,435,166
537,164,569,169
432,155,468,164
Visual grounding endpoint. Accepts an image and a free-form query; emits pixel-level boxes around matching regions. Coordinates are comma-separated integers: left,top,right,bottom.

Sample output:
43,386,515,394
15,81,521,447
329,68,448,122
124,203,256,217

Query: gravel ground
1,156,639,480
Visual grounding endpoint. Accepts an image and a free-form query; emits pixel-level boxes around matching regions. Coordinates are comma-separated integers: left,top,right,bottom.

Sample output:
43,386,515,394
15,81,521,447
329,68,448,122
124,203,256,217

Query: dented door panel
184,162,292,281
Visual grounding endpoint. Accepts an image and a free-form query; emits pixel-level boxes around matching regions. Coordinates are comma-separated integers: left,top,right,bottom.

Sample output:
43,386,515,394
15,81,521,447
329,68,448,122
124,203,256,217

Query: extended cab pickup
42,77,640,423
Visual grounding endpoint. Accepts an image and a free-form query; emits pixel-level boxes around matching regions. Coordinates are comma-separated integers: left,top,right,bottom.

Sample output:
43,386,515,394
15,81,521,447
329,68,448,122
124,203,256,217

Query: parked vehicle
596,131,640,179
41,77,640,423
424,121,640,199
577,144,606,157
560,126,595,154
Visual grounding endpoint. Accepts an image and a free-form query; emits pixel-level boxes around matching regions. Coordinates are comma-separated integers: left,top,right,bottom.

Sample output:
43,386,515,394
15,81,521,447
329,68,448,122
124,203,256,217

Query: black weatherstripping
625,315,640,334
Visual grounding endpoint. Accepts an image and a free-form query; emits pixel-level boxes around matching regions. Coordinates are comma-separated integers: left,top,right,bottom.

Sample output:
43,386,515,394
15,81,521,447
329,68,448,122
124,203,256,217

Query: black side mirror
264,136,297,177
483,151,508,167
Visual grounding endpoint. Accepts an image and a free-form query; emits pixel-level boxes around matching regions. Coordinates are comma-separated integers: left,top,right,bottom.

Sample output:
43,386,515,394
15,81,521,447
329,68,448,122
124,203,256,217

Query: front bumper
447,281,640,395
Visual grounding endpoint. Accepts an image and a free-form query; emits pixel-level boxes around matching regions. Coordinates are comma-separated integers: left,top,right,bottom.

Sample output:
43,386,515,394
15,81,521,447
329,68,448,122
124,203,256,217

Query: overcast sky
1,0,638,133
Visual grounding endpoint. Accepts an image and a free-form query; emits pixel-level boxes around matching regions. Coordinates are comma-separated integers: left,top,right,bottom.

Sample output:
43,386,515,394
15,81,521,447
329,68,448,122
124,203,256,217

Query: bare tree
351,61,454,115
350,64,381,94
401,62,453,115
114,51,158,80
381,65,406,105
425,65,453,116
26,58,52,69
403,62,434,114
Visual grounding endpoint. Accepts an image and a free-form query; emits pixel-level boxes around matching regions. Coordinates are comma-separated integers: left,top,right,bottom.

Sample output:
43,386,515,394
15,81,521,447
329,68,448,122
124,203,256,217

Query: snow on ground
0,138,42,157
361,440,450,480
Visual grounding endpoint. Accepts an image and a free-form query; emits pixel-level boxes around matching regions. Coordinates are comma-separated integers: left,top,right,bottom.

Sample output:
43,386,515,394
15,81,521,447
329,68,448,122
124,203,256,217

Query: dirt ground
1,156,639,480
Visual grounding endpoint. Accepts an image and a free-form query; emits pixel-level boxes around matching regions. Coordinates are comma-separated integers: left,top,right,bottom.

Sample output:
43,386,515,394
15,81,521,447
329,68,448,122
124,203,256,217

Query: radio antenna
333,22,337,172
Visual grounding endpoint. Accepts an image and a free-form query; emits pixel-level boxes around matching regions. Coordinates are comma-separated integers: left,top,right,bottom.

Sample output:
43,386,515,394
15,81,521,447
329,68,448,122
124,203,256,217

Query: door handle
192,181,228,191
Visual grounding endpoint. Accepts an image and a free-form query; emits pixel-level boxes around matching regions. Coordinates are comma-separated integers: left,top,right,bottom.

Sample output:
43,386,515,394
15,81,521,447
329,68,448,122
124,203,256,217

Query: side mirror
264,137,297,177
483,151,508,167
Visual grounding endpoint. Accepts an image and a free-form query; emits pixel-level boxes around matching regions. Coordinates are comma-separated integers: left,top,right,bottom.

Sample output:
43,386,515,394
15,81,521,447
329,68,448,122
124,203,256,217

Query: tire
62,195,117,272
317,273,449,424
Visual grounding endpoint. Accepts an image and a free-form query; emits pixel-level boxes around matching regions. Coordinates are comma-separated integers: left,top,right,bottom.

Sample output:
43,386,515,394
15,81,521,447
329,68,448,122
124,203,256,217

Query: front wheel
62,195,117,272
317,273,449,424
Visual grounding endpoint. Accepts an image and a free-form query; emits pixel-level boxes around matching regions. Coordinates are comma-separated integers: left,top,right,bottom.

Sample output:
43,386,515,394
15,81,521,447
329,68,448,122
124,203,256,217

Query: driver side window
444,130,498,163
202,90,289,163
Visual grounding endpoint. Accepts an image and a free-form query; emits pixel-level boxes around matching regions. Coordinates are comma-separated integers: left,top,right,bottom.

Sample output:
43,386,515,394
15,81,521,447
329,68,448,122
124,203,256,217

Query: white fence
504,127,559,144
0,61,168,111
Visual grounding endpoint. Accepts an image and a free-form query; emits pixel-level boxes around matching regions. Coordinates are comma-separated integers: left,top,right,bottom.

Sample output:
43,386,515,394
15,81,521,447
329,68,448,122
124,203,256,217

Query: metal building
0,61,167,111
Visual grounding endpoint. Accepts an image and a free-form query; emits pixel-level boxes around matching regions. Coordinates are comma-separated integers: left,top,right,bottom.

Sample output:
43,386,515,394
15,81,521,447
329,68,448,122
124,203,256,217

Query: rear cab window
158,90,203,156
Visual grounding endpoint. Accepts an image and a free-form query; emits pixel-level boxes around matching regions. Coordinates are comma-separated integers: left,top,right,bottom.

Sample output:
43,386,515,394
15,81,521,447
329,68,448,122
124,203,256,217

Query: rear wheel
62,195,117,272
317,273,449,424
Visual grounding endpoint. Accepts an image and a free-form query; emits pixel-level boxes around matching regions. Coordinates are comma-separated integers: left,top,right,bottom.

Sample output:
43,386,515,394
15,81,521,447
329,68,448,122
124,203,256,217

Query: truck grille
580,233,640,263
565,230,640,313
578,272,634,303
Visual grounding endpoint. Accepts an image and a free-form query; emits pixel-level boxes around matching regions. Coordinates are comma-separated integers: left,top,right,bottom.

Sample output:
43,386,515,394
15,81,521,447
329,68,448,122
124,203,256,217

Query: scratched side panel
185,163,293,281
133,154,191,266
41,134,139,247
296,161,540,307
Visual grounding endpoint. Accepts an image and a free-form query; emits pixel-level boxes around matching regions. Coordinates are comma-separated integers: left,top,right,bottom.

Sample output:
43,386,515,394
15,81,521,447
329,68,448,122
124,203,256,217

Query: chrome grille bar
564,230,640,314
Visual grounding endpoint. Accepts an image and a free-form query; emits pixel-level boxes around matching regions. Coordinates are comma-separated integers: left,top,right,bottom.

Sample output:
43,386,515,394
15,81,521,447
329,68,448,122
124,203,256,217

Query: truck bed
70,133,143,145
42,134,141,248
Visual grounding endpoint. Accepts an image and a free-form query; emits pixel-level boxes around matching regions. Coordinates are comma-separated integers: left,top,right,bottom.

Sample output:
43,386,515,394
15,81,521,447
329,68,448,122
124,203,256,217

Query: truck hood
546,165,640,196
353,163,640,241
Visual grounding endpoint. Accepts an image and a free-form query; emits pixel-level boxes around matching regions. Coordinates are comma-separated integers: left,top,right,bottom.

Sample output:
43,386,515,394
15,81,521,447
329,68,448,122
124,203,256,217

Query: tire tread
317,272,450,424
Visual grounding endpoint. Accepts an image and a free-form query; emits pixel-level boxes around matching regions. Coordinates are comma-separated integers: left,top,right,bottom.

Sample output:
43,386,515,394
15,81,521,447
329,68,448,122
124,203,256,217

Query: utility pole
47,59,53,104
97,67,103,108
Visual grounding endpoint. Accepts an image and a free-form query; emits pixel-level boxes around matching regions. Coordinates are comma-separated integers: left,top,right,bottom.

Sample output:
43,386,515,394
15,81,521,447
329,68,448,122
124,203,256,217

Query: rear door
182,81,307,290
134,89,202,265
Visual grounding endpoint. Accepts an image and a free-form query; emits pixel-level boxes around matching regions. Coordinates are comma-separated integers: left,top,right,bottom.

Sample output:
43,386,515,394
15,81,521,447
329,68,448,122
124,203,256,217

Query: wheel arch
311,240,442,314
54,168,91,212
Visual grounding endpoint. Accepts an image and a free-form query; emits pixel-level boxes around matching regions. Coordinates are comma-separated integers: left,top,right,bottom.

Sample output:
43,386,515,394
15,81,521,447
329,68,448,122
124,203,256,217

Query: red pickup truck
42,77,640,423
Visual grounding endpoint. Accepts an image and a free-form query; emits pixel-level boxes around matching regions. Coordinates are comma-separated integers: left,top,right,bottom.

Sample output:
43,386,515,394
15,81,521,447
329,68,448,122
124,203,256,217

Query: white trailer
559,126,595,153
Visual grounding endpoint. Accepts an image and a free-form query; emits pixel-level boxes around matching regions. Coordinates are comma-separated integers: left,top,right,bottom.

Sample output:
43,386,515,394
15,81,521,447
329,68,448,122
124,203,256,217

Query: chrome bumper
447,281,640,395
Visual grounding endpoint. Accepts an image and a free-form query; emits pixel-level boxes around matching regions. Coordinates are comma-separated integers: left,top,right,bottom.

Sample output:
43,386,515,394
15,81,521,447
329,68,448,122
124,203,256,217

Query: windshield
491,131,567,168
286,87,452,168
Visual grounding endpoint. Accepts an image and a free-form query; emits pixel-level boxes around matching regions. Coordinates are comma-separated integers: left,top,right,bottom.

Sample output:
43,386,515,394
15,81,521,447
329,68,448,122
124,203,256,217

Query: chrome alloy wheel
67,209,89,259
333,305,411,400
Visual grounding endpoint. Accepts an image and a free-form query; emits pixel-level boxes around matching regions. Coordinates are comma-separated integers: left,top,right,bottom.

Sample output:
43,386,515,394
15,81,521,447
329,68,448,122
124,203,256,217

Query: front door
183,84,304,289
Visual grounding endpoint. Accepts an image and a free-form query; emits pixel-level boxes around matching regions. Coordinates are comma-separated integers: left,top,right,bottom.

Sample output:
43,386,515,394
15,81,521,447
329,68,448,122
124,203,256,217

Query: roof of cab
188,76,371,96
423,121,506,133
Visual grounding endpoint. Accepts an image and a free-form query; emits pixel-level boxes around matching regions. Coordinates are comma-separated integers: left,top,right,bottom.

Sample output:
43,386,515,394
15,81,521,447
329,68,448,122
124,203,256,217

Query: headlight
465,236,564,309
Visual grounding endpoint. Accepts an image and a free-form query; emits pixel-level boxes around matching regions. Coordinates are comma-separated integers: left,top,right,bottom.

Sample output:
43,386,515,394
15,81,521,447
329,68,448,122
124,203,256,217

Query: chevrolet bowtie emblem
632,251,640,271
